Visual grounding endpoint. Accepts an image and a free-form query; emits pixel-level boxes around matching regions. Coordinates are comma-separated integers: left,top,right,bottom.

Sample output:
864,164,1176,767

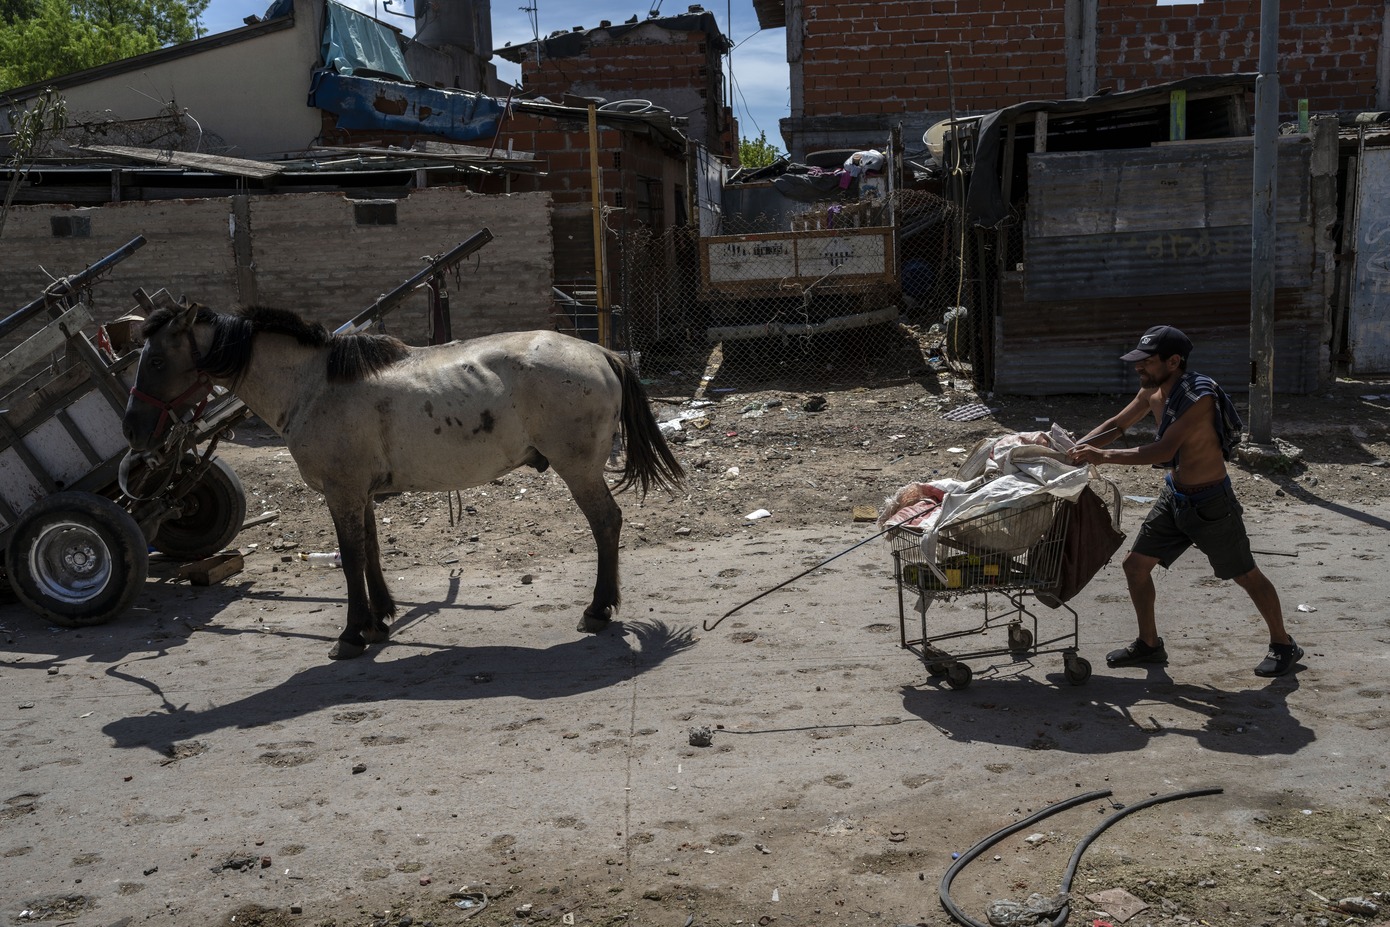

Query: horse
122,303,684,660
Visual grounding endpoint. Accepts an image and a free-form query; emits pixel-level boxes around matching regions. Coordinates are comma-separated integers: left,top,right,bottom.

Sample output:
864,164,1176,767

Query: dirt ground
4,356,1390,927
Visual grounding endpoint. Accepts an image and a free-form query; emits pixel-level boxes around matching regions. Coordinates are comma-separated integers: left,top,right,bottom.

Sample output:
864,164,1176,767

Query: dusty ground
4,354,1390,927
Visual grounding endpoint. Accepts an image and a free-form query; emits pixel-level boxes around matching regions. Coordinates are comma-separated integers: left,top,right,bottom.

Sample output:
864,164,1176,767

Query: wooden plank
78,145,286,178
0,305,92,387
178,552,245,586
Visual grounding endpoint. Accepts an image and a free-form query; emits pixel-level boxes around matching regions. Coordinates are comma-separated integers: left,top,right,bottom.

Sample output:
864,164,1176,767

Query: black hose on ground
938,786,1224,927
1053,787,1224,924
939,789,1111,927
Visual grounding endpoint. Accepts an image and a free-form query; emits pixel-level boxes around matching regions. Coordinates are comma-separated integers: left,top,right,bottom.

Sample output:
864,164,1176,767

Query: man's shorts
1131,476,1257,580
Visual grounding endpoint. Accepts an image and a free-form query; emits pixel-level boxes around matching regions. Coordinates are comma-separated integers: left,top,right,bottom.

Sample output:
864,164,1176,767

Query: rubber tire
4,491,149,627
945,662,973,690
1065,655,1092,687
151,456,247,561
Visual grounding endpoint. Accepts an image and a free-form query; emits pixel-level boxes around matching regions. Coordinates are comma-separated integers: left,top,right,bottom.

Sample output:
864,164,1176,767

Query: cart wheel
926,661,949,677
4,491,149,627
1064,655,1092,686
152,456,247,561
945,662,973,690
1007,623,1034,653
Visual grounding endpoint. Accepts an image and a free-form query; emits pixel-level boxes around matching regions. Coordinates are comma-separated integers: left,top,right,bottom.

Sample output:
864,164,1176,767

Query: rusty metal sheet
1349,147,1390,374
1028,138,1311,239
992,280,1326,396
1024,224,1314,301
997,135,1327,395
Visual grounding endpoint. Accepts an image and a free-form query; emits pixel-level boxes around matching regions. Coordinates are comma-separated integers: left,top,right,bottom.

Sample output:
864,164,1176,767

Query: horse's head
122,302,214,452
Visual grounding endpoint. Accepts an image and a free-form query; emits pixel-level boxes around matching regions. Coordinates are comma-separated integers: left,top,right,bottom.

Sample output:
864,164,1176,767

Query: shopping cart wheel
945,662,973,690
1063,654,1092,686
1007,623,1034,653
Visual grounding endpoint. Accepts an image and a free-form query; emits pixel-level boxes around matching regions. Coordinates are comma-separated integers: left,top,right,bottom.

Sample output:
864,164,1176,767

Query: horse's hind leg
361,499,396,643
566,478,623,633
325,495,381,660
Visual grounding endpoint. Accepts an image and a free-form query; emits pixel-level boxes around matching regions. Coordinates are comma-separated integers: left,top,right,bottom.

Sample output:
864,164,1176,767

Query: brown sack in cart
1036,483,1125,607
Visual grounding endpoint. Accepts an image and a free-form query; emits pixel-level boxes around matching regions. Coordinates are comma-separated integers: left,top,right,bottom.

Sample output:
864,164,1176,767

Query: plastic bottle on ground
298,551,342,567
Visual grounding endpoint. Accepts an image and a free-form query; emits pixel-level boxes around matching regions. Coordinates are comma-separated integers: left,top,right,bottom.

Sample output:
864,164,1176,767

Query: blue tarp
321,0,411,81
307,71,504,142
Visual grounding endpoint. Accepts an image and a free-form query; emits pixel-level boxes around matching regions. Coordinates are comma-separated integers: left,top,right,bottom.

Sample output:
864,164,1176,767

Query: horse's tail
606,351,686,497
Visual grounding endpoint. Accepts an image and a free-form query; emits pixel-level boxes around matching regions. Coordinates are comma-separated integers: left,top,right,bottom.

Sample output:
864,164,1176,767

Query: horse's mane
144,304,410,383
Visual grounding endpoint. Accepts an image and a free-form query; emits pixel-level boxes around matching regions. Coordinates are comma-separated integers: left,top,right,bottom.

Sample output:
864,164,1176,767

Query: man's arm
1074,392,1151,448
1070,395,1215,467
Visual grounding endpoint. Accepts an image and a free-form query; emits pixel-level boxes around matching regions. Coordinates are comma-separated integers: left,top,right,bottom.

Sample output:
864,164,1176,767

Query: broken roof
493,8,731,63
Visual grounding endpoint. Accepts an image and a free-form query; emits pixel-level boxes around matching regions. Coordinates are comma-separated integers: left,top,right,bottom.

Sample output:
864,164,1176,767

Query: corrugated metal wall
1349,146,1390,375
995,136,1332,395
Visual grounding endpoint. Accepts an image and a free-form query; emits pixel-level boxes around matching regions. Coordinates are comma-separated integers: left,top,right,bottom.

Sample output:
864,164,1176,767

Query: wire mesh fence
554,188,993,396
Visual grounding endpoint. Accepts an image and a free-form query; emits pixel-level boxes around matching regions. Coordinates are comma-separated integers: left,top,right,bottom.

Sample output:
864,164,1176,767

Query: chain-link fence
556,188,993,396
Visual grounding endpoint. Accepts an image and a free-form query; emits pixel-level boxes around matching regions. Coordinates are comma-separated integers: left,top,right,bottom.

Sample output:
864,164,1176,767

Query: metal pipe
0,235,146,341
334,227,493,334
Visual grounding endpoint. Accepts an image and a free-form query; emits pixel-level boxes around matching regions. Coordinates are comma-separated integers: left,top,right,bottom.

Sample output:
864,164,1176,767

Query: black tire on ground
152,455,247,561
4,491,149,627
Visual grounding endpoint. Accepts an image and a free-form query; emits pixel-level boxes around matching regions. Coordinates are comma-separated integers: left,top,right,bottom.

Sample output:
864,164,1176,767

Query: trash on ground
1085,887,1149,922
1296,603,1317,612
297,551,342,568
1334,897,1379,916
986,892,1069,926
943,402,993,422
746,509,772,520
688,726,713,747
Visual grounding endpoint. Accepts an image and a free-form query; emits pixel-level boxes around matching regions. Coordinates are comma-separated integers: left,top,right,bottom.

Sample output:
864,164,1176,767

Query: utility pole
1248,0,1280,445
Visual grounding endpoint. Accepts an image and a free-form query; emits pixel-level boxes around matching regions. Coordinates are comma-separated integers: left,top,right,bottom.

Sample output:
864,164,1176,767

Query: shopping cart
890,492,1092,689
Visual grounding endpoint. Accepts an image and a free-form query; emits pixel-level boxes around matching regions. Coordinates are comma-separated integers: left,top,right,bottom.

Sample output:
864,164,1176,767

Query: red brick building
495,8,737,160
751,0,1388,159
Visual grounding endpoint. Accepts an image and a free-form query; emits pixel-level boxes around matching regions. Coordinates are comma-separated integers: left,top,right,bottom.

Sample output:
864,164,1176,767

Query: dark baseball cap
1121,325,1192,362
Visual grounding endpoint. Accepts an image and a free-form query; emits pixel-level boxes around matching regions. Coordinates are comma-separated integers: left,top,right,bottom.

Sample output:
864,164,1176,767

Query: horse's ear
179,303,200,331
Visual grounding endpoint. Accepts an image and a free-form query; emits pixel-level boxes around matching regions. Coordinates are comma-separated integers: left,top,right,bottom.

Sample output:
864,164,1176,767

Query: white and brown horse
122,304,684,659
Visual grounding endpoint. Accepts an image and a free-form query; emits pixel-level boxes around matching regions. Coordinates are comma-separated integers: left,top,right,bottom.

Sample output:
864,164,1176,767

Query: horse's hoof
329,640,367,660
363,623,391,644
577,612,612,634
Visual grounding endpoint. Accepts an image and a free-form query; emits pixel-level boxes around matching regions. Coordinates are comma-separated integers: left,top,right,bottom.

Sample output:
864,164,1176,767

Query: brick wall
0,188,554,351
1093,0,1383,113
784,0,1384,158
797,1,1071,119
494,113,625,207
519,25,732,158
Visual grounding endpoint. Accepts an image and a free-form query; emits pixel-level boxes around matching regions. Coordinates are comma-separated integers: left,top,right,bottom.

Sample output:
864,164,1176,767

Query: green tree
0,0,207,91
739,130,784,169
1,0,40,24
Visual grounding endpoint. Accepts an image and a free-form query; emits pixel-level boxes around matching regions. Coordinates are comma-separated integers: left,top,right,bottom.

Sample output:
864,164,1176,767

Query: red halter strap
127,330,214,441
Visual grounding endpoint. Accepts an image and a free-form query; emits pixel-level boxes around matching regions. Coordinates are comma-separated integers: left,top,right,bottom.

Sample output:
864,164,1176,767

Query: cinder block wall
0,188,554,352
795,0,1383,119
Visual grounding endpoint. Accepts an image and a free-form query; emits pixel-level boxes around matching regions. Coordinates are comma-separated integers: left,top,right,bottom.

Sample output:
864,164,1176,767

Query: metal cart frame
890,494,1092,689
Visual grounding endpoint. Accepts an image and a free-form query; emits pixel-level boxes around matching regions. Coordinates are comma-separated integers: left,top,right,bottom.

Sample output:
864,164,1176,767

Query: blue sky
196,0,791,148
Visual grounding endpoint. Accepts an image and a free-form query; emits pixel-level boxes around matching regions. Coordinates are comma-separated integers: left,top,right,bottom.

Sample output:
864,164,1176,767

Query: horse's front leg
325,495,378,660
361,498,396,643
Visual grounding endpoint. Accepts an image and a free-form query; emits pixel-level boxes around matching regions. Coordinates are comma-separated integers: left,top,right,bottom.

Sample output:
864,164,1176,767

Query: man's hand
1068,444,1104,466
